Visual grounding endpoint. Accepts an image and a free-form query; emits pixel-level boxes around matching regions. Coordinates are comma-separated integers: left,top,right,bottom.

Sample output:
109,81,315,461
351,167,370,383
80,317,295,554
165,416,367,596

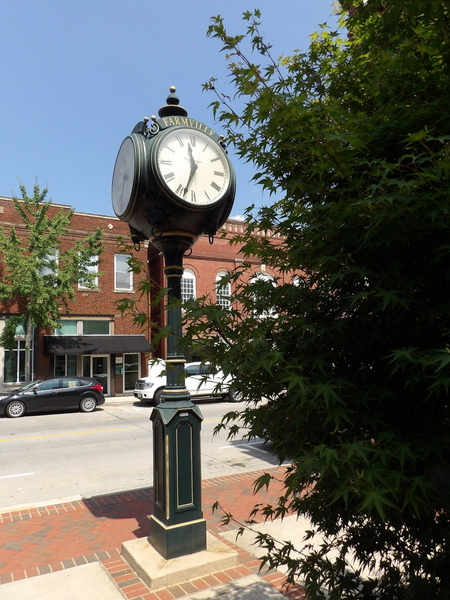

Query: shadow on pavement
82,486,154,539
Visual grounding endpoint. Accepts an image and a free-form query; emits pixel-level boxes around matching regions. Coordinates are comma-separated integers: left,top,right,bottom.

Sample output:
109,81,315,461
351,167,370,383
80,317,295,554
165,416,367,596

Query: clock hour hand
183,143,198,195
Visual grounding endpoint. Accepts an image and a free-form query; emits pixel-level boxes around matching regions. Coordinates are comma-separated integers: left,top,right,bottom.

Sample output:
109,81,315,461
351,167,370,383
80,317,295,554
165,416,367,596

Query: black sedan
0,377,105,418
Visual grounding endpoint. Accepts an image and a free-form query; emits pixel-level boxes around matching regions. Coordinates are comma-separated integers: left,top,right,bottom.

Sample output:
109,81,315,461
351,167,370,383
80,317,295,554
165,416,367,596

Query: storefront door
83,355,109,395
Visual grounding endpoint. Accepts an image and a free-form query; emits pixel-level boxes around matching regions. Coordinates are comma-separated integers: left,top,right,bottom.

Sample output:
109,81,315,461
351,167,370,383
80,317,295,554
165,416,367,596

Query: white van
133,360,239,404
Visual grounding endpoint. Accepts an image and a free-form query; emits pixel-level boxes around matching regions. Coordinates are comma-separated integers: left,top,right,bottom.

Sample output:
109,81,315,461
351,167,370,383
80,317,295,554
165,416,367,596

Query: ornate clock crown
158,86,188,118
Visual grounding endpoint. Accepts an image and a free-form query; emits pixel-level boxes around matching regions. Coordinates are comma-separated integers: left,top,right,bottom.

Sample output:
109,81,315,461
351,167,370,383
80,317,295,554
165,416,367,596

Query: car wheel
153,388,164,405
226,388,242,402
6,401,26,418
80,396,97,413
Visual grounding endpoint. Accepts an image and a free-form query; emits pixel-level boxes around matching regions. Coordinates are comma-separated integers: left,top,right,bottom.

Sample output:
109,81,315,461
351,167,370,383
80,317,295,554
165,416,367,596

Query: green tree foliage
180,2,450,597
0,183,103,381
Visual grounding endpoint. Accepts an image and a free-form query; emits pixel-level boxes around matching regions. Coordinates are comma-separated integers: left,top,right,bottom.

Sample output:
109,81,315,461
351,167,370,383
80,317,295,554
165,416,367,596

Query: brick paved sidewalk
0,467,306,600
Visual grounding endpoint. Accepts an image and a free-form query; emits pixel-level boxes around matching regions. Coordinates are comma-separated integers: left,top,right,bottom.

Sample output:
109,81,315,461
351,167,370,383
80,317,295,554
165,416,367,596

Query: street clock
111,88,237,561
111,87,236,243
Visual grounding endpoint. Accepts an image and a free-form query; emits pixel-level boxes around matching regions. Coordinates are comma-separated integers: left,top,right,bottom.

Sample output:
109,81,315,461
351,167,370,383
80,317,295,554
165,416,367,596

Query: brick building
0,196,283,395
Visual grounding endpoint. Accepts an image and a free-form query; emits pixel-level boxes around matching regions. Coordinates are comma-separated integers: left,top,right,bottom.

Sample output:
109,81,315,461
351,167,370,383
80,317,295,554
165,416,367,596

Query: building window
115,254,133,290
82,320,110,335
55,320,78,335
216,272,232,309
55,320,111,335
181,268,196,303
78,255,99,289
250,272,277,318
124,353,139,391
39,250,59,283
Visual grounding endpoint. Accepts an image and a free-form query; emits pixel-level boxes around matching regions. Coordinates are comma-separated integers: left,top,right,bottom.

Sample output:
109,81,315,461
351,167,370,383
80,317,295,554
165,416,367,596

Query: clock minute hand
183,144,198,195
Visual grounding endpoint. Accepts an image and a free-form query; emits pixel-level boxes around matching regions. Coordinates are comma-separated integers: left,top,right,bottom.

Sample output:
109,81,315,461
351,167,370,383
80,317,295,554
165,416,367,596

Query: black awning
44,335,152,356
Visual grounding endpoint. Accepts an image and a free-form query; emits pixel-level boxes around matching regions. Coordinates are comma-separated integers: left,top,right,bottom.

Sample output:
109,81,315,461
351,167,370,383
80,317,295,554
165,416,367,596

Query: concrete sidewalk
0,467,306,600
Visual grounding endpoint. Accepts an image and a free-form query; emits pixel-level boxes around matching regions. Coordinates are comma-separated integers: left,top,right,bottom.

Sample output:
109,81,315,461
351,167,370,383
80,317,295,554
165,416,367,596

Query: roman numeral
214,171,224,177
160,160,172,165
190,135,196,147
176,135,184,146
176,184,183,195
211,181,221,192
190,190,197,203
164,172,175,182
210,156,220,162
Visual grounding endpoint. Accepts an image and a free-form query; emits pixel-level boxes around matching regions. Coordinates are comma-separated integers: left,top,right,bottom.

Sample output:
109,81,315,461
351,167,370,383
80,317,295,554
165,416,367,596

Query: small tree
0,183,103,383
177,2,450,598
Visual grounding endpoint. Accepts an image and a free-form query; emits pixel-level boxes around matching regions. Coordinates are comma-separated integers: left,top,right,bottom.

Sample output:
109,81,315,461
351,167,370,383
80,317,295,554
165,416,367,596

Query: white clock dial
154,128,231,205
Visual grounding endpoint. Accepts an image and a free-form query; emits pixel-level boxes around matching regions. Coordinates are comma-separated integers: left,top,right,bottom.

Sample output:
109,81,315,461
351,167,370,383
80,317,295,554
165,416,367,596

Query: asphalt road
0,397,279,511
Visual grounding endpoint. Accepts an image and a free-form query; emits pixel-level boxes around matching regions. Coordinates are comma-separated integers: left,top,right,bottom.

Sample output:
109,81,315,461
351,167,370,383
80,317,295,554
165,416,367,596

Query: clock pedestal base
122,532,239,590
150,400,206,560
149,515,207,560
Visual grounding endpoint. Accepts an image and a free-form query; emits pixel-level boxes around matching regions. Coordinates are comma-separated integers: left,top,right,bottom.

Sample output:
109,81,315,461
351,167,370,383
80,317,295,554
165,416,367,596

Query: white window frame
114,254,133,291
55,319,112,335
216,271,232,309
78,255,99,289
39,250,59,279
250,272,277,318
181,268,196,303
3,323,34,384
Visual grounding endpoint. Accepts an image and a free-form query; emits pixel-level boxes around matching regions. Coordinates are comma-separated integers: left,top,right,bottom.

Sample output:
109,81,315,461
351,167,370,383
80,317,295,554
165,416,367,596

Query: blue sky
1,0,336,219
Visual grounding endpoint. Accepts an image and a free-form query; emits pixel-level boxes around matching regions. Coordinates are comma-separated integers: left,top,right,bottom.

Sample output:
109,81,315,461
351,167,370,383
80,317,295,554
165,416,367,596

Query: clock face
153,128,231,206
112,136,144,218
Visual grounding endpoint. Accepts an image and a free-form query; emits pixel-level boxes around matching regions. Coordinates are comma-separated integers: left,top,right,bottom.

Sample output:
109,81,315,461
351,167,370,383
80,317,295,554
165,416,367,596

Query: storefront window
124,353,139,391
54,354,77,376
4,339,33,383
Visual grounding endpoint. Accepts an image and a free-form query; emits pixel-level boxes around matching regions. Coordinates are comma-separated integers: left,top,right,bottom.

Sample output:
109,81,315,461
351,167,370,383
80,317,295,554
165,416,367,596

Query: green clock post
112,88,236,559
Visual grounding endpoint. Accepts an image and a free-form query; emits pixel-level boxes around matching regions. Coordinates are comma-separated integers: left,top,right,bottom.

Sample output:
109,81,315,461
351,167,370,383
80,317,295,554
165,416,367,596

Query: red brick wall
0,197,288,386
0,198,150,390
0,198,149,325
184,220,286,301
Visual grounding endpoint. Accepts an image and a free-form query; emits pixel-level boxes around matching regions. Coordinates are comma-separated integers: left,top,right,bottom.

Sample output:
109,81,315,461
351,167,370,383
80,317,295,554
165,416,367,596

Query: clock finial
158,86,188,118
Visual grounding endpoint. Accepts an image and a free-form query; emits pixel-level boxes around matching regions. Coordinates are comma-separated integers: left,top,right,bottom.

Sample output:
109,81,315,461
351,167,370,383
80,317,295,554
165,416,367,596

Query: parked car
134,360,238,404
0,377,105,418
